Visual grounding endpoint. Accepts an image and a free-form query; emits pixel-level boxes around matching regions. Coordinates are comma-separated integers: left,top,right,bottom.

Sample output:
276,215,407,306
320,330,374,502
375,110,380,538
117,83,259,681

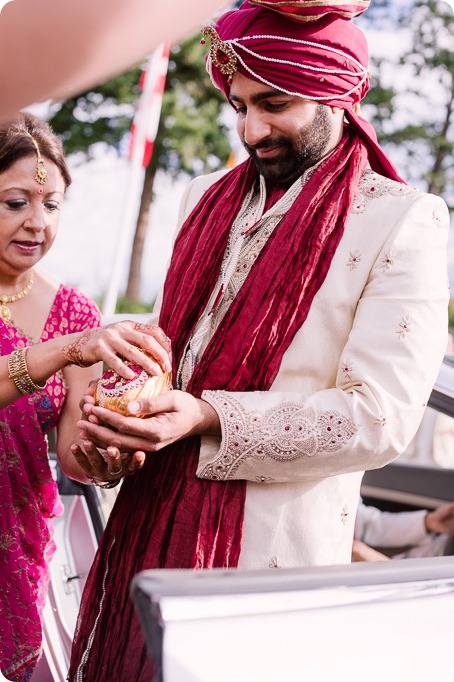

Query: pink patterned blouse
0,284,101,682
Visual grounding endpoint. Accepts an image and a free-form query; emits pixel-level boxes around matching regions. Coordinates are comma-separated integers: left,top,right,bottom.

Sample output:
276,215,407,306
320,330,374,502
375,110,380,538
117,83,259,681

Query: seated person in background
353,499,454,561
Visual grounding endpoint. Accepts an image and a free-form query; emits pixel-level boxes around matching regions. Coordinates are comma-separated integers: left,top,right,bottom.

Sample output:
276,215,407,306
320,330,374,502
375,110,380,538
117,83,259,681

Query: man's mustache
242,137,290,153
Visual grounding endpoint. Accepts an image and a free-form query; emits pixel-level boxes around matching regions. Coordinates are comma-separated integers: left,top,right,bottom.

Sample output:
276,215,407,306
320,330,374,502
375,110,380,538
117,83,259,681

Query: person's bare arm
0,321,171,408
56,363,101,483
352,539,390,563
0,0,227,122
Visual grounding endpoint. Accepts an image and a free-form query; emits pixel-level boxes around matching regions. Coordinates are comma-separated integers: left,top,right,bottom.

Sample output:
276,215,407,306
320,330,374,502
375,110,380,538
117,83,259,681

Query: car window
398,405,454,469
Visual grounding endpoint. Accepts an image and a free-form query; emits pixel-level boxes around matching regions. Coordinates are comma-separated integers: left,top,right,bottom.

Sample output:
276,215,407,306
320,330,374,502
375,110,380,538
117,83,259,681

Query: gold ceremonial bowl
94,356,172,417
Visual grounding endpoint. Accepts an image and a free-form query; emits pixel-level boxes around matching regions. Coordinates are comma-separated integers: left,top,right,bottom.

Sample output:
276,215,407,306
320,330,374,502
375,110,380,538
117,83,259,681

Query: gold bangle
87,476,121,489
8,347,47,395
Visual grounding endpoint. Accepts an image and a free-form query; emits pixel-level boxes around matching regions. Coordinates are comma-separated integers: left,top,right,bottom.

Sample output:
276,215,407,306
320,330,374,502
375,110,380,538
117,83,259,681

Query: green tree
48,33,231,304
47,70,141,156
358,0,454,204
125,35,231,301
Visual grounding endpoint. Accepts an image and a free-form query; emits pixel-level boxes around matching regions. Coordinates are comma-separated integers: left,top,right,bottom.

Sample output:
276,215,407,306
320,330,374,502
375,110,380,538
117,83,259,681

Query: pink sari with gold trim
0,285,100,682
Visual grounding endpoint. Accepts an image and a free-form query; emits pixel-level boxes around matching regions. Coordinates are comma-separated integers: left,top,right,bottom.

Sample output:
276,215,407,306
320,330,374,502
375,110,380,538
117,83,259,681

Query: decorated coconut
94,355,172,417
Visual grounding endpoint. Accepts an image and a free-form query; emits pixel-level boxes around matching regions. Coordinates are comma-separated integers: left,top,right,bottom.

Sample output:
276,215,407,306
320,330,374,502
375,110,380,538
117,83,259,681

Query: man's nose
243,110,272,147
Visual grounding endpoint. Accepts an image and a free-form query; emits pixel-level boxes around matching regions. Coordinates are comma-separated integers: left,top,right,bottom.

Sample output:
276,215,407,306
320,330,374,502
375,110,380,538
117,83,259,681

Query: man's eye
234,106,247,115
266,102,288,112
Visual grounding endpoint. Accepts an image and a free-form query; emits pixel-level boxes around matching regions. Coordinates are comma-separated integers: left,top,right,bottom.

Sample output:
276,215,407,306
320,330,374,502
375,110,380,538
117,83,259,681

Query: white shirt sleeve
355,500,428,548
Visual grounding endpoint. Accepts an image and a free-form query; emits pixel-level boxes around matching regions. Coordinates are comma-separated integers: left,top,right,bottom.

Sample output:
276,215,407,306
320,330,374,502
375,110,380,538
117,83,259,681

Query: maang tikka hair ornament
29,136,48,189
201,26,238,84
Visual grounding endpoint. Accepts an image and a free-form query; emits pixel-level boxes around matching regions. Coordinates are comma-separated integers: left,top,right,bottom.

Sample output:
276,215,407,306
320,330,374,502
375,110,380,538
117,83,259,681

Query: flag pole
102,45,169,317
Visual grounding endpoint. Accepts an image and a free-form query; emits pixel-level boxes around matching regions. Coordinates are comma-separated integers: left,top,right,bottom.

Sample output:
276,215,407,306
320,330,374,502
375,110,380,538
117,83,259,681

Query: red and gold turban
203,0,404,182
246,0,370,22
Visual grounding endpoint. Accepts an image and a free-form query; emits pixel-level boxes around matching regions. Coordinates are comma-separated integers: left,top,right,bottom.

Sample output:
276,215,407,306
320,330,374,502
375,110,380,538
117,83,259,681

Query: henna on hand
61,329,95,367
134,322,172,357
133,323,172,356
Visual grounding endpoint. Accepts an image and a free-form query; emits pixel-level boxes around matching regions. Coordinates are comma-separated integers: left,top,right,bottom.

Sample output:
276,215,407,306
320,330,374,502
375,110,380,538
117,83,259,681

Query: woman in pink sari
0,113,170,681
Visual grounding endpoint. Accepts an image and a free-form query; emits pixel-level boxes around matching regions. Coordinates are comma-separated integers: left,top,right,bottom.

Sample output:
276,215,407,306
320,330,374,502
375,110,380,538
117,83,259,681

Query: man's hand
77,389,221,453
425,502,454,534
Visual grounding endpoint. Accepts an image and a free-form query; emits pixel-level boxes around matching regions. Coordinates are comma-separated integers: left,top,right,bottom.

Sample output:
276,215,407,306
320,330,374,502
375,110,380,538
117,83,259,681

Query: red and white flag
129,43,170,168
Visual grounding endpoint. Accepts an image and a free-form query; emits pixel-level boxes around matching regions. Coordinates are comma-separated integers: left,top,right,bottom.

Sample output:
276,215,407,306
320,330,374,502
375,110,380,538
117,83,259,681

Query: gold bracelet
87,476,121,489
8,347,47,395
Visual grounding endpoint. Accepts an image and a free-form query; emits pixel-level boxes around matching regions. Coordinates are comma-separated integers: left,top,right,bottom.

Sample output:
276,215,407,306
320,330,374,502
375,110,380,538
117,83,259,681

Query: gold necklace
0,272,34,324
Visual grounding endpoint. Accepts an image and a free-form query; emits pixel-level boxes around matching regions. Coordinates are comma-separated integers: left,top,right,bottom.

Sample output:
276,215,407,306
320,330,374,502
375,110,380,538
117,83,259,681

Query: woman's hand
77,389,221,454
71,439,146,483
61,321,172,380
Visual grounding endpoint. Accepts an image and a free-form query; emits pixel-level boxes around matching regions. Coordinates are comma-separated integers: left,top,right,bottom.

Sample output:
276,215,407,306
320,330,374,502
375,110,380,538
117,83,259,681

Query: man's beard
242,104,332,185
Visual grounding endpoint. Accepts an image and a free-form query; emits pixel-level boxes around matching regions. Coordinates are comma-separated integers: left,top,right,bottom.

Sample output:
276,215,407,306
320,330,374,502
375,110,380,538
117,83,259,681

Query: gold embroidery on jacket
351,170,414,214
200,393,357,480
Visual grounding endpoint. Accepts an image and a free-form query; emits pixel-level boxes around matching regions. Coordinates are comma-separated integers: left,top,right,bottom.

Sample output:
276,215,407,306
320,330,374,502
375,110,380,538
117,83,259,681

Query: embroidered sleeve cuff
197,389,357,482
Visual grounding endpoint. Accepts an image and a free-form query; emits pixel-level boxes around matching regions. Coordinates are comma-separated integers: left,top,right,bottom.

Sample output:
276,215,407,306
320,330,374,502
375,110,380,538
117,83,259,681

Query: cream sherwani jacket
153,168,449,570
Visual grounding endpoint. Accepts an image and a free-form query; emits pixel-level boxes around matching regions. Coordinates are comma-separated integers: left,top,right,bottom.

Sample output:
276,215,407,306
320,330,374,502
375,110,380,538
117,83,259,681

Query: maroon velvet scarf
69,130,367,682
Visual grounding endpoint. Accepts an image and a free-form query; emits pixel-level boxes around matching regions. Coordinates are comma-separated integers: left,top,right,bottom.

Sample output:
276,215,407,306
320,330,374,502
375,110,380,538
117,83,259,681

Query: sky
30,8,454,309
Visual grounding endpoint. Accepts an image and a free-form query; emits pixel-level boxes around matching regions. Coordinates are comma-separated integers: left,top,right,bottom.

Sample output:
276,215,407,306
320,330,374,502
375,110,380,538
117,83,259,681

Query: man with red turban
69,2,449,680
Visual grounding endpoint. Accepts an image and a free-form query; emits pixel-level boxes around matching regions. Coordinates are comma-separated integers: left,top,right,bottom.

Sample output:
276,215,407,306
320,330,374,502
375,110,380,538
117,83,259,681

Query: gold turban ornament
248,0,370,22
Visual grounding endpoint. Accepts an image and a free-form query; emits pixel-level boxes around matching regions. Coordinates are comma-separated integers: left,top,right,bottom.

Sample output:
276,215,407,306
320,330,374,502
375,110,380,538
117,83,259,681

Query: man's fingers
77,417,163,453
127,391,175,417
79,394,96,411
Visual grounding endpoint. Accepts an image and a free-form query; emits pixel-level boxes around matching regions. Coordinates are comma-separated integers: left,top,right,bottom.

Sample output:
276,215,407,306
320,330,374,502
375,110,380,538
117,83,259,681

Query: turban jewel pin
201,26,238,84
